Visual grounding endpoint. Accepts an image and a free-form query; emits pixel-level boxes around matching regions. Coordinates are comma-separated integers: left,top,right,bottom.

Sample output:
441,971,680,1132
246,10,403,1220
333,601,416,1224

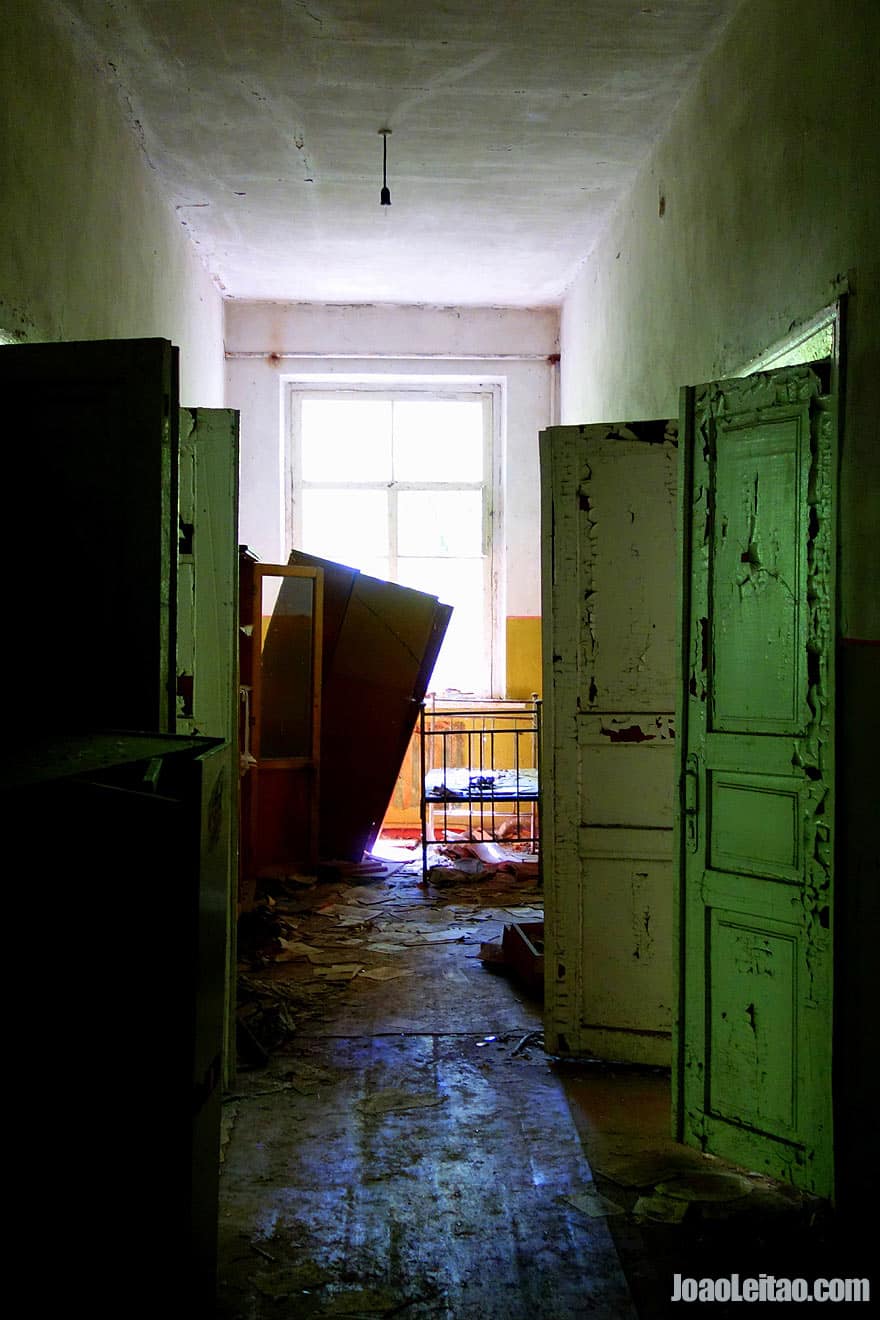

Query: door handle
684,754,699,853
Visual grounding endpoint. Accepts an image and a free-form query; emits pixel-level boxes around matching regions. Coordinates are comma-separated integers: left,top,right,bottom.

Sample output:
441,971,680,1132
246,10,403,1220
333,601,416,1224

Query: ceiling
61,0,740,307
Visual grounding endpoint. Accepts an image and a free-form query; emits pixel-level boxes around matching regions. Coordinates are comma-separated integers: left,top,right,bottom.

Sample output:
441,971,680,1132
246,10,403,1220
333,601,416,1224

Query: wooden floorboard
218,871,635,1318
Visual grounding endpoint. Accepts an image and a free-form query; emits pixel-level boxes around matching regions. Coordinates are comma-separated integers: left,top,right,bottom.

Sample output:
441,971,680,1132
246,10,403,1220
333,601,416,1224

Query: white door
540,421,678,1064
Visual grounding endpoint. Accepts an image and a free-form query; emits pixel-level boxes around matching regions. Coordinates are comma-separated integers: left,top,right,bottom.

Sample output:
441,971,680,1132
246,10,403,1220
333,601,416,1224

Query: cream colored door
177,406,241,1087
540,421,678,1064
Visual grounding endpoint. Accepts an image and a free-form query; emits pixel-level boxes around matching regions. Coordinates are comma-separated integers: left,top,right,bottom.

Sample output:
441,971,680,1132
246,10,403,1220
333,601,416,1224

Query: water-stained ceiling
58,0,741,305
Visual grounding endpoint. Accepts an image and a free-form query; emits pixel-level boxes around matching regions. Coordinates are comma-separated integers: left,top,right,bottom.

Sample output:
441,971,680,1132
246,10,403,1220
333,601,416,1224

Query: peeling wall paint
558,0,878,643
2,5,224,403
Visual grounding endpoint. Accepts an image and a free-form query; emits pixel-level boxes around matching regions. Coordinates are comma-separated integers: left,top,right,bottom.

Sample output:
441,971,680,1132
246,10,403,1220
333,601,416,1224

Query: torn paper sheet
310,964,365,980
564,1187,625,1218
357,966,414,981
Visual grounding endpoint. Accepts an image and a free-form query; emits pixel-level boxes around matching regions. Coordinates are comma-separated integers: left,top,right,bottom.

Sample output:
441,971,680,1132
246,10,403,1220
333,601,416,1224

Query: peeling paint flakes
631,871,654,963
601,722,654,743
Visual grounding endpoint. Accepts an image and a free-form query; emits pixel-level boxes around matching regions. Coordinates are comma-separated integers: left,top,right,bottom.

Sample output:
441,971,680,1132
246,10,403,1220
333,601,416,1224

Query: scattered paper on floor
564,1187,625,1218
358,966,414,981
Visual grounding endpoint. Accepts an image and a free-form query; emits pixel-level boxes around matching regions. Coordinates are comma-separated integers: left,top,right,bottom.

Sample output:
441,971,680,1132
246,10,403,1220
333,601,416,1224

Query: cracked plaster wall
559,0,878,639
1,3,224,404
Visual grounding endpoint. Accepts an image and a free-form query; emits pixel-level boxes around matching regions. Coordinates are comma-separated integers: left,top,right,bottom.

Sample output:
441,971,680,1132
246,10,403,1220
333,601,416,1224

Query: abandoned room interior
2,1,878,1316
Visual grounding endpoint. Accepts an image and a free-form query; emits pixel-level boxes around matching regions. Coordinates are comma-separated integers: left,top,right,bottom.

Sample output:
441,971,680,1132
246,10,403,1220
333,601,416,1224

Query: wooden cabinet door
2,337,178,734
239,561,323,898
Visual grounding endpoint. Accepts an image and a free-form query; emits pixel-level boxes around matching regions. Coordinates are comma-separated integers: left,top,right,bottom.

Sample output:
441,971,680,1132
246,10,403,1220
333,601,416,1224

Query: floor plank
219,871,635,1318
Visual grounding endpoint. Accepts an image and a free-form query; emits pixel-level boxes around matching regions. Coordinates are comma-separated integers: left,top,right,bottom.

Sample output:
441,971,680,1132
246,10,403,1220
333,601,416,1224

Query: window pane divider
301,481,484,492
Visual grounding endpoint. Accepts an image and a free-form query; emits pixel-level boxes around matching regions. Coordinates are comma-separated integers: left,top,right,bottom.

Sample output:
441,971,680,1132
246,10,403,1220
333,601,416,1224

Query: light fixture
379,128,391,206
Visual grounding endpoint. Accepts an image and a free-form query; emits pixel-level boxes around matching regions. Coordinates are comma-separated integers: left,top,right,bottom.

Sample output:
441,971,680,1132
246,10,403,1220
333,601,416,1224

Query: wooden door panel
705,909,800,1136
580,739,675,827
177,408,240,742
708,771,804,882
711,409,810,733
575,432,679,711
579,855,674,1029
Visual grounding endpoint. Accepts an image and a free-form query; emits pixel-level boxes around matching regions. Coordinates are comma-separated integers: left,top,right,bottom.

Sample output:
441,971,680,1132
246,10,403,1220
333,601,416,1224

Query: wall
1,2,224,404
225,301,559,695
558,0,878,1211
559,0,878,641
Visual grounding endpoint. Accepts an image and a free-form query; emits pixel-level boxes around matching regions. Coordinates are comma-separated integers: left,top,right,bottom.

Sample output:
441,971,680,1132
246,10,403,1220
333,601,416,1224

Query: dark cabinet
1,340,238,1313
3,734,226,1316
2,337,179,735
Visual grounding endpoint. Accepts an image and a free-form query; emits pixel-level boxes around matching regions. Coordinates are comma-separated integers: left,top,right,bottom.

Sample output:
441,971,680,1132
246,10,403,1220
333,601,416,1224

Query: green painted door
676,364,836,1197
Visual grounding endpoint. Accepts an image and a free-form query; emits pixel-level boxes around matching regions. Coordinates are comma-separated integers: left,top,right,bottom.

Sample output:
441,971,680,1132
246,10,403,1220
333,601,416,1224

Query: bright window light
291,389,496,696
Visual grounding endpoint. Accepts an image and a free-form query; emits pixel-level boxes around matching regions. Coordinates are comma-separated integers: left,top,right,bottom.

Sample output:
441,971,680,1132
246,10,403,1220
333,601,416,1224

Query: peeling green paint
678,364,836,1198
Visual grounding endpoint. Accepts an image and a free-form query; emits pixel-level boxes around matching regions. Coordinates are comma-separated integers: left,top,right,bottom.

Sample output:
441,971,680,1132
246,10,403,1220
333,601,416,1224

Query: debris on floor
654,1170,754,1203
479,919,544,995
469,1027,547,1066
218,1032,634,1320
220,862,850,1320
426,837,539,885
234,848,544,1066
252,1262,332,1299
511,1027,545,1057
564,1186,626,1218
556,1056,826,1245
632,1191,691,1223
357,965,413,981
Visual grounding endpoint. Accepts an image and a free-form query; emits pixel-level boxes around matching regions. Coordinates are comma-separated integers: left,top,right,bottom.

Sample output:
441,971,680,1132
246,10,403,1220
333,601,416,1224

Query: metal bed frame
419,698,541,880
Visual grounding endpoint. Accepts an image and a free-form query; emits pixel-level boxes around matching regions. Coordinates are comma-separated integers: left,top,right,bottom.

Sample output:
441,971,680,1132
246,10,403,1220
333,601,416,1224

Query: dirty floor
217,857,866,1318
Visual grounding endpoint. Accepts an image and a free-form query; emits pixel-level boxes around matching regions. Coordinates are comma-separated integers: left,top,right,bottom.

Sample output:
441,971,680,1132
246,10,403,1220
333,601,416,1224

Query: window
737,302,840,374
289,385,500,696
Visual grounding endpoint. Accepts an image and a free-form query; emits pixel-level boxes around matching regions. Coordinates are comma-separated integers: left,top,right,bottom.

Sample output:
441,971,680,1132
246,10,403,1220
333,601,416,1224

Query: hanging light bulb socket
379,128,391,206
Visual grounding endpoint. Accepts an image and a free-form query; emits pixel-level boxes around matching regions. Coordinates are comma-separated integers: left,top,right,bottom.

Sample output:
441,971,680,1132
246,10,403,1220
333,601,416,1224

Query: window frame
285,377,505,698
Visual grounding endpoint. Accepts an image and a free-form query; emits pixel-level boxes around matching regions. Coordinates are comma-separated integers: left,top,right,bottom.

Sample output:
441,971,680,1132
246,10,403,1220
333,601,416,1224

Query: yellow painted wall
383,615,542,829
506,616,542,700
